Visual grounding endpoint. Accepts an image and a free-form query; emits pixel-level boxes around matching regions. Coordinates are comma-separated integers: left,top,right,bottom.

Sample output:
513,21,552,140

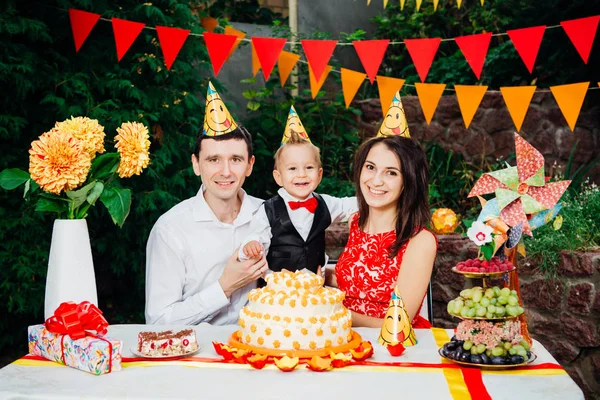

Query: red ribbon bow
288,197,318,213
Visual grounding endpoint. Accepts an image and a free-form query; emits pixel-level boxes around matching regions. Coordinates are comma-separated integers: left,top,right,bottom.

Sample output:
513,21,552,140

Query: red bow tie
288,197,318,213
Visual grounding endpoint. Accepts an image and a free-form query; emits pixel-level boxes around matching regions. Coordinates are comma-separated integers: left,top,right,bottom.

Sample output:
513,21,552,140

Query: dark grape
491,356,507,365
480,353,490,364
447,351,457,360
440,347,448,357
459,353,470,362
446,342,457,352
451,335,457,342
456,340,464,347
456,346,464,355
471,355,483,364
511,355,525,364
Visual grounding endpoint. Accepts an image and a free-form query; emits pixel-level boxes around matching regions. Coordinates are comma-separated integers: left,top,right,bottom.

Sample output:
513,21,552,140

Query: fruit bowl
451,266,515,278
449,313,521,321
439,348,536,369
447,286,525,319
454,257,515,275
439,336,535,369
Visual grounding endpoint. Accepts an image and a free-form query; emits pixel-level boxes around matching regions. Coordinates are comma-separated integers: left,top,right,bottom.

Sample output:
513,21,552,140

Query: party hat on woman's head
378,286,417,349
377,91,410,138
203,81,238,136
281,105,311,145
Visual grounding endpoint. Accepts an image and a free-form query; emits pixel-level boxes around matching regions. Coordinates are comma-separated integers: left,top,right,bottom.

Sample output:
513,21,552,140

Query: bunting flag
506,26,546,74
457,0,463,8
156,26,190,70
500,86,537,131
203,32,238,76
455,85,488,128
382,0,387,6
549,82,590,131
560,16,600,64
377,75,405,114
224,26,246,61
404,38,442,82
353,40,390,84
455,33,492,79
415,83,446,124
309,64,332,99
433,0,439,11
200,17,218,33
400,0,406,10
278,51,300,87
252,37,287,80
301,40,337,82
111,18,145,62
68,9,100,52
251,42,261,77
416,0,423,11
341,68,366,108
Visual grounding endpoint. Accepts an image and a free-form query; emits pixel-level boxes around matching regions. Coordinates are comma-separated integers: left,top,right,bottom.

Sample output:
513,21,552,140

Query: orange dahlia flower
114,122,150,178
54,116,105,157
29,130,92,194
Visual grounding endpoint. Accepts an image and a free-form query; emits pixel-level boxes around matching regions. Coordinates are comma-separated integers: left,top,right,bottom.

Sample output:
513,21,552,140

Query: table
0,324,583,400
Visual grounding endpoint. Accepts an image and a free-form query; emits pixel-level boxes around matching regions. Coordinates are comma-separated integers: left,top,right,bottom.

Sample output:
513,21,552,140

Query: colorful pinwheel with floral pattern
468,133,570,235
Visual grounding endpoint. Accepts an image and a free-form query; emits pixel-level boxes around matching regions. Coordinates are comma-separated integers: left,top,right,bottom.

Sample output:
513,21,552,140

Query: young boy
239,106,357,275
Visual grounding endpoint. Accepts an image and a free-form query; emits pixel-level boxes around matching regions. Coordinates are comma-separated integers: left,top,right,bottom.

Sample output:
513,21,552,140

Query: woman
331,135,437,328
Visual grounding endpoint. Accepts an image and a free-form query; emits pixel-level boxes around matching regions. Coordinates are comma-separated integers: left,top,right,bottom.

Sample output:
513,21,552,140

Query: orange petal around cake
247,354,269,369
330,352,352,368
274,356,299,372
233,349,252,364
306,355,332,372
350,341,374,361
386,342,406,357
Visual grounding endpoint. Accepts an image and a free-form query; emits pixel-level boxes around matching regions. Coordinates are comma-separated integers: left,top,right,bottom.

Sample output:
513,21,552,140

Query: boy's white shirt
238,187,357,262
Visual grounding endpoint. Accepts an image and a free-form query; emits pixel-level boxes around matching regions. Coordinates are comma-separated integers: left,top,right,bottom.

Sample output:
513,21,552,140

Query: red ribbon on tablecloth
44,301,114,372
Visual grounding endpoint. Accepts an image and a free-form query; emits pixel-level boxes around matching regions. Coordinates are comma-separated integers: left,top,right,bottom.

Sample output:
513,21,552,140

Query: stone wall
353,91,600,183
325,224,600,399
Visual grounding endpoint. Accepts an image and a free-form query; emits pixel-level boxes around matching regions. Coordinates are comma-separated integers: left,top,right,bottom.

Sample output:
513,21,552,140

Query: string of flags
69,8,599,131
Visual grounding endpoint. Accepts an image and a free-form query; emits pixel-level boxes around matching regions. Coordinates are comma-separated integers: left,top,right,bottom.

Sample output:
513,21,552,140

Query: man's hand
242,240,264,259
219,248,268,298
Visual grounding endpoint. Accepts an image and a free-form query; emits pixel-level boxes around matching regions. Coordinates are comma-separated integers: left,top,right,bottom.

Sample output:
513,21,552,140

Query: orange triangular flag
200,17,218,33
415,83,446,125
309,64,332,99
341,68,366,108
278,51,300,87
454,85,488,128
224,26,246,61
377,76,405,115
500,86,536,131
549,82,590,131
251,42,261,77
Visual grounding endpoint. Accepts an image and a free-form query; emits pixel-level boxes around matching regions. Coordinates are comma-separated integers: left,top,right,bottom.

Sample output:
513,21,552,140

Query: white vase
44,219,98,319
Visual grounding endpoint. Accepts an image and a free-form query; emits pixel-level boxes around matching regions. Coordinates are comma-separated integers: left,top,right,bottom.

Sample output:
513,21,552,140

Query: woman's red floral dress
335,214,432,328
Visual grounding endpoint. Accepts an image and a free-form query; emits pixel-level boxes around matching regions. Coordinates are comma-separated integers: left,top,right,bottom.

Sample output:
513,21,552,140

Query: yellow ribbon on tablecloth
432,327,472,400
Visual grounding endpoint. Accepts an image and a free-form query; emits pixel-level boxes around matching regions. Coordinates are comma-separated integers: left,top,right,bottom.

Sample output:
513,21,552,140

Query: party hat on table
281,106,311,146
378,286,417,347
377,90,410,138
203,81,238,136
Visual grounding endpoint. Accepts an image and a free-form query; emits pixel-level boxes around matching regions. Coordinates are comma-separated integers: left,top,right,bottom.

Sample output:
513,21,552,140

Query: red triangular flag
561,16,600,64
69,9,100,52
454,32,492,79
112,18,145,62
506,26,546,74
404,38,441,82
252,37,287,80
353,40,389,84
301,40,337,82
203,32,239,76
156,26,190,70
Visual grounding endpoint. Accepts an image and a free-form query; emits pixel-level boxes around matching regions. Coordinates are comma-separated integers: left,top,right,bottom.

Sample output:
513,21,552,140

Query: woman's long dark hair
353,136,430,258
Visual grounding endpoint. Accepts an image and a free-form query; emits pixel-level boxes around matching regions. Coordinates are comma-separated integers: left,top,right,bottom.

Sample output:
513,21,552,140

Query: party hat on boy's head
203,81,238,136
281,105,311,145
377,91,410,138
378,286,417,348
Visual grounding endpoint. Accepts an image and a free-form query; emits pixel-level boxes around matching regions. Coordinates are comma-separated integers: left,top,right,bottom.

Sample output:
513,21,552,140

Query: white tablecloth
0,324,583,400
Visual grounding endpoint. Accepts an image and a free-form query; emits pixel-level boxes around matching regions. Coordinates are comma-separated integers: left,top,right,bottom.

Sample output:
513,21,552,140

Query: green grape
463,340,474,350
508,295,519,306
490,298,497,305
465,300,474,308
509,347,518,355
484,288,495,299
455,299,464,310
493,287,502,297
495,306,506,317
503,342,512,350
487,305,496,314
492,347,504,357
467,308,476,318
497,296,508,305
447,300,455,314
516,306,524,315
480,298,490,307
460,289,473,299
506,305,518,316
460,307,470,317
472,290,483,303
511,290,518,296
485,312,494,319
517,349,528,358
476,306,487,317
519,340,530,351
486,349,493,357
476,344,487,354
471,347,479,355
501,287,511,297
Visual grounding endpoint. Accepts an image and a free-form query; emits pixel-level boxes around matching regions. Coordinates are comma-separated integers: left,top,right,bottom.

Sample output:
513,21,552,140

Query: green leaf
0,168,30,190
247,101,260,111
86,181,104,205
23,179,30,198
481,242,494,261
88,153,120,181
463,219,474,229
66,181,97,209
100,186,132,227
35,197,68,213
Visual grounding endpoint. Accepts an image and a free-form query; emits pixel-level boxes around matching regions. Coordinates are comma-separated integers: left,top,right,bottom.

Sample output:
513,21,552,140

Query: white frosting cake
238,270,353,351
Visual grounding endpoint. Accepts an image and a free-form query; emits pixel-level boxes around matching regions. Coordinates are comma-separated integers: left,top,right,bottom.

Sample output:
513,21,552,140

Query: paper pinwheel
468,133,570,235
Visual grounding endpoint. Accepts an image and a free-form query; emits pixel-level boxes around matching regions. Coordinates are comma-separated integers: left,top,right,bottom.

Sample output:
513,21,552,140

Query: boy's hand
243,240,264,259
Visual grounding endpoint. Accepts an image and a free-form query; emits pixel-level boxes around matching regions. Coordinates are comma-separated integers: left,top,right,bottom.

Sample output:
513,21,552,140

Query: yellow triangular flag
278,51,300,87
378,286,417,347
224,26,246,62
400,0,406,10
433,0,439,10
383,0,388,6
376,76,405,116
341,68,366,108
415,83,446,125
309,64,332,99
480,0,485,5
416,0,423,10
549,82,590,131
500,86,536,131
457,0,463,8
455,85,488,128
368,0,371,4
251,42,260,77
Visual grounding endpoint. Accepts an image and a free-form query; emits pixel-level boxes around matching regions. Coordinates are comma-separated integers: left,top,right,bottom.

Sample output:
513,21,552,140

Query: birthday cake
238,270,352,351
137,329,198,356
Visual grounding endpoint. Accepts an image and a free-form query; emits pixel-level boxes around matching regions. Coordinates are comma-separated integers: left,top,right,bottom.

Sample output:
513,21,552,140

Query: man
145,84,267,325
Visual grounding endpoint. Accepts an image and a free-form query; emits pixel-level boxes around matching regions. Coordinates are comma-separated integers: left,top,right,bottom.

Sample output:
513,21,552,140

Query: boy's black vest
264,193,331,274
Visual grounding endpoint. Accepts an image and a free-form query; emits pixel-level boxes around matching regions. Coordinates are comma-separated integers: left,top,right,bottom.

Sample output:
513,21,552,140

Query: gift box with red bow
27,301,122,375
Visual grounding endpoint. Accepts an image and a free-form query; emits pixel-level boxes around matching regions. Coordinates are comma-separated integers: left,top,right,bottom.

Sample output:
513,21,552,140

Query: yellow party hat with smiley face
377,91,410,138
378,286,417,347
203,82,238,136
281,106,311,146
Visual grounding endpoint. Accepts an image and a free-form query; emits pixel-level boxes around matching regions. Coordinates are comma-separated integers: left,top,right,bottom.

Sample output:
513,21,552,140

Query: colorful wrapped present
27,301,122,375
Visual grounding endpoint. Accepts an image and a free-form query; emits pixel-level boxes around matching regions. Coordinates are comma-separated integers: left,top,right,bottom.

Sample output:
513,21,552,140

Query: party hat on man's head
378,286,417,348
377,91,410,138
203,82,238,136
281,105,311,145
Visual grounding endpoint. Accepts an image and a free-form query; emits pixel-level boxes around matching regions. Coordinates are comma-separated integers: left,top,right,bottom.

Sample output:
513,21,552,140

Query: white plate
130,346,201,359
